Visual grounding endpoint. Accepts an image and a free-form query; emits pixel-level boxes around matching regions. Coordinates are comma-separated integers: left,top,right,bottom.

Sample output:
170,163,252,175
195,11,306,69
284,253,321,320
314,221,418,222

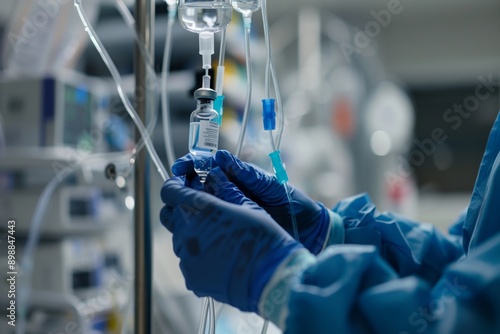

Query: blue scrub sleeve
277,112,500,333
332,193,464,283
282,233,500,334
463,112,500,252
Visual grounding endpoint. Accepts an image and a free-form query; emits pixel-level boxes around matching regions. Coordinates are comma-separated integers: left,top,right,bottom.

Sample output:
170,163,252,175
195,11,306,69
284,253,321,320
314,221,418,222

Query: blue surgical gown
285,112,500,333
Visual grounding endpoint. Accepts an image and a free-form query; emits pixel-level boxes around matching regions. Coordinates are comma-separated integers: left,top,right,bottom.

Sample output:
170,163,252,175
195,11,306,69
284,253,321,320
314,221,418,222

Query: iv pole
134,0,154,332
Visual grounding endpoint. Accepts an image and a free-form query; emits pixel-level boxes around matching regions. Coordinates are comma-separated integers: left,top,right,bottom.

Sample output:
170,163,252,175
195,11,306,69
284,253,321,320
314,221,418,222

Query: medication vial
189,88,219,182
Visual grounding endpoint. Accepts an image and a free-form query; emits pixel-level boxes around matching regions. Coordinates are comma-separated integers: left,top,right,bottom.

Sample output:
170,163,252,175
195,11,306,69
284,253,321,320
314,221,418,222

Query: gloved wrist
323,210,345,248
301,205,345,255
258,249,316,329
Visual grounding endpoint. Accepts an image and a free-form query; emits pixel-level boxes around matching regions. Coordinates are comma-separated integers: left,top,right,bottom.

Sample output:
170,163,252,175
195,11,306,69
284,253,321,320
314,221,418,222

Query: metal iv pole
134,0,154,332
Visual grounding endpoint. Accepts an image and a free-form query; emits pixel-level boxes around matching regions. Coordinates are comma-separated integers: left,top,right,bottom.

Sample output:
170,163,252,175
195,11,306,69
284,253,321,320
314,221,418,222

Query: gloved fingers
172,154,220,191
205,167,262,209
159,177,206,239
160,176,212,212
159,205,175,232
185,173,204,191
214,150,258,180
179,257,226,301
172,153,208,178
160,177,184,204
204,166,230,190
215,150,284,203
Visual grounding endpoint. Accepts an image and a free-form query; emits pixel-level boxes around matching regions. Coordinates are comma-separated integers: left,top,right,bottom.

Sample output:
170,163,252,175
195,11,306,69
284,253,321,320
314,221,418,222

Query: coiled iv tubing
75,0,169,181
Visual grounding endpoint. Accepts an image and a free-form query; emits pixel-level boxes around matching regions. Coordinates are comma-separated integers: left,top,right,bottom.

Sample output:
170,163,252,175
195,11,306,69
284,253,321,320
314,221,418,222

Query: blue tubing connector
262,98,276,131
269,150,288,184
214,95,224,125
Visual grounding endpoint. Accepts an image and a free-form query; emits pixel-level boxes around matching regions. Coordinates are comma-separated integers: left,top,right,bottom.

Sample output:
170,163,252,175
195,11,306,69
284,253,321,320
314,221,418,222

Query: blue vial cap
262,99,276,131
269,150,288,184
214,95,224,125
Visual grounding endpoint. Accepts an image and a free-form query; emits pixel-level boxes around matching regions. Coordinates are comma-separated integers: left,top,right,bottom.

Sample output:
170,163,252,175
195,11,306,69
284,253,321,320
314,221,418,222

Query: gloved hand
159,168,304,312
172,150,344,254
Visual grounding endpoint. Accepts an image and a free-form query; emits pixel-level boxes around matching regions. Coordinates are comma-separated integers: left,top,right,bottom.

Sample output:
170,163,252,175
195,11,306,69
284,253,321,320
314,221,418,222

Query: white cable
120,278,134,334
235,17,253,157
15,151,121,334
208,297,216,334
0,114,6,154
261,1,287,332
198,298,209,334
215,29,227,95
115,0,136,26
114,0,163,177
260,319,269,334
261,0,284,150
75,0,168,181
161,6,178,172
16,174,61,334
17,4,166,332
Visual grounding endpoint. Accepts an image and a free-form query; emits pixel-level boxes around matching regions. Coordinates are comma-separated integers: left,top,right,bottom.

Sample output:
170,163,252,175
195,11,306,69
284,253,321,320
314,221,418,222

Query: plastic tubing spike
269,150,288,184
243,15,252,30
262,98,276,131
167,4,177,18
199,31,214,69
214,95,224,125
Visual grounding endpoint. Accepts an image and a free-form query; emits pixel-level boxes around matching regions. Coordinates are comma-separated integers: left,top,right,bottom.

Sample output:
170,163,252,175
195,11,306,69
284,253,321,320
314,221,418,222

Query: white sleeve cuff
258,249,316,330
320,210,345,252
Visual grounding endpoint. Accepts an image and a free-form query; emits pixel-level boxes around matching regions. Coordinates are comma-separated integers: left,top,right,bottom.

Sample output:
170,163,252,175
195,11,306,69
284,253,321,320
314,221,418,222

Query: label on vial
199,120,219,150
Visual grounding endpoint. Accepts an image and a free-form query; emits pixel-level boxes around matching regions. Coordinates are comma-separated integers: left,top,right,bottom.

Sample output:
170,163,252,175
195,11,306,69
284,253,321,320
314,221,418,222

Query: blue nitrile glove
159,168,305,312
171,151,344,255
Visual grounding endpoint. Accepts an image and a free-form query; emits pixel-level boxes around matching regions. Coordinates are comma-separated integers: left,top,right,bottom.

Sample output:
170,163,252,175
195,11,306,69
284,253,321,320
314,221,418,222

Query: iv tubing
161,4,178,172
261,0,299,317
75,0,169,181
269,134,299,241
285,182,299,240
261,3,293,248
235,16,253,157
215,29,227,95
16,174,61,334
198,298,216,334
198,298,209,334
120,276,134,334
269,130,276,152
114,0,162,176
214,29,227,125
16,152,124,334
262,0,298,243
261,0,284,149
18,4,164,331
0,116,5,154
260,319,269,334
209,297,216,333
218,29,227,67
77,3,170,328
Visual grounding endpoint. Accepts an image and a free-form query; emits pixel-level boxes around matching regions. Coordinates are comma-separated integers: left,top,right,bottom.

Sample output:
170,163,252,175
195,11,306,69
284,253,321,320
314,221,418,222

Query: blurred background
0,0,499,333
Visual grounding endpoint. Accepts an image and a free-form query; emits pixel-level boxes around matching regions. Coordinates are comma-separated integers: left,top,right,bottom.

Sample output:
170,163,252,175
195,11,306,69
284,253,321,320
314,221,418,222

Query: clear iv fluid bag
189,98,219,181
179,0,232,33
232,0,260,16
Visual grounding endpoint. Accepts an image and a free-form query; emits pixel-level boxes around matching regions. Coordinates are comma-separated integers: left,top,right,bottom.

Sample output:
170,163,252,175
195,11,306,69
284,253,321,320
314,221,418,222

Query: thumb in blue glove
171,150,344,254
159,168,304,312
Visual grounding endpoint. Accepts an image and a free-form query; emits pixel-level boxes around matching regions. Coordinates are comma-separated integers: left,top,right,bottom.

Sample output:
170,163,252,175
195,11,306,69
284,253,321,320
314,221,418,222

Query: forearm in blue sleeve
332,193,464,283
283,233,500,334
